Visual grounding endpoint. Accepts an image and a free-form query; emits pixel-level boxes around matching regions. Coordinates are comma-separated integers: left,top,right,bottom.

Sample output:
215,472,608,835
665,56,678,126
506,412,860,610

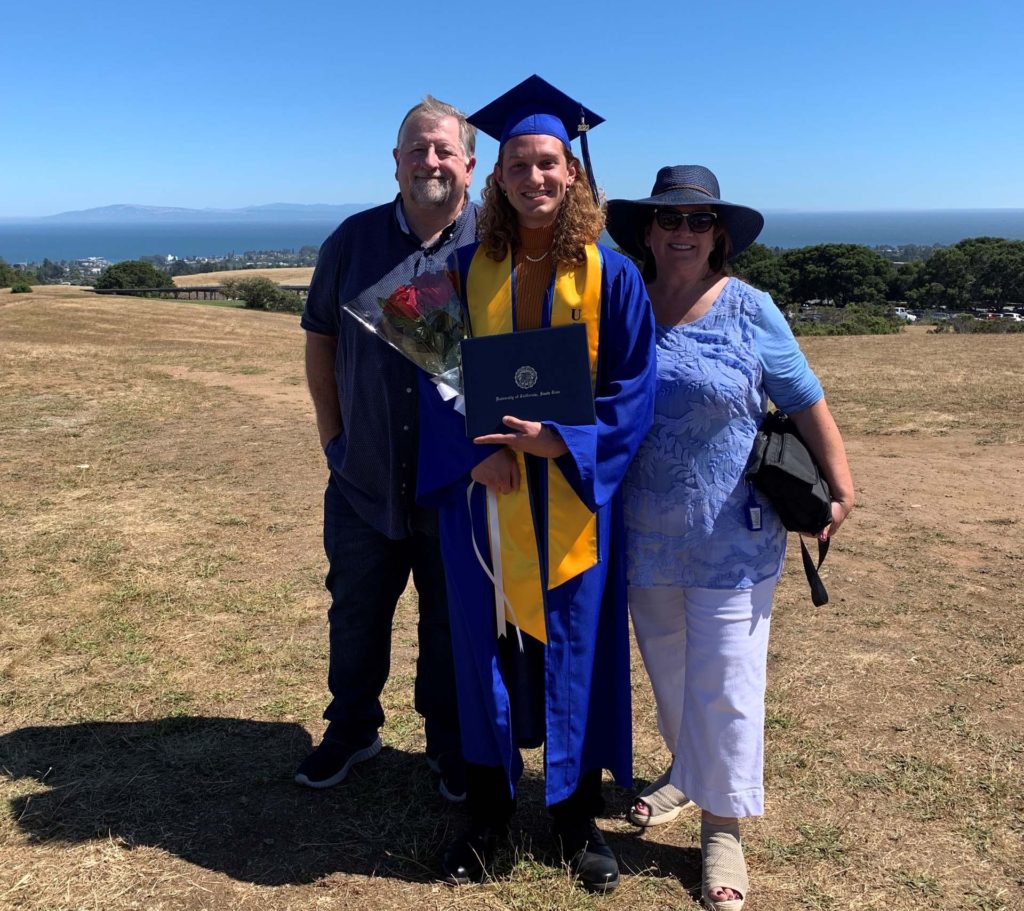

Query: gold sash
465,244,602,643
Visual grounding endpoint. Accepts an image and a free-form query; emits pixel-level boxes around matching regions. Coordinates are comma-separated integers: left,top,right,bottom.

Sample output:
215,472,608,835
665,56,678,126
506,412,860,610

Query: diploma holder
460,323,596,439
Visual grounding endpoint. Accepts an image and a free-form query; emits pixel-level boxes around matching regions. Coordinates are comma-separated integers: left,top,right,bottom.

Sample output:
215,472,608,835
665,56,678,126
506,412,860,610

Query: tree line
0,259,36,292
6,236,1023,312
90,260,303,313
731,236,1024,310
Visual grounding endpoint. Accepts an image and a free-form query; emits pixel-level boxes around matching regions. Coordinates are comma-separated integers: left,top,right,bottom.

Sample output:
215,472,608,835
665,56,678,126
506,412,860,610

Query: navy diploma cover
460,323,597,438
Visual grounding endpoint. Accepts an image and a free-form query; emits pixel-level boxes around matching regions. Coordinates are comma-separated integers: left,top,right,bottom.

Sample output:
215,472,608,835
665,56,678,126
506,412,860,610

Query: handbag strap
799,536,830,607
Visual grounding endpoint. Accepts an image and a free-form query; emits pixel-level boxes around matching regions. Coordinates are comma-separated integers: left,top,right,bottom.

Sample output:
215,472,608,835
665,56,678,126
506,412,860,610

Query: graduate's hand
470,447,520,494
474,416,569,458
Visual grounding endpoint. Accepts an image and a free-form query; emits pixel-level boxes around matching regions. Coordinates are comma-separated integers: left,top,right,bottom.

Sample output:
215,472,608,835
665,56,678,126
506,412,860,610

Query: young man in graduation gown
416,76,656,893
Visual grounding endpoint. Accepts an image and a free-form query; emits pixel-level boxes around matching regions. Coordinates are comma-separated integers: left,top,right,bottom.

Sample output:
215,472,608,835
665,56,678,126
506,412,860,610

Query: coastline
3,209,1024,264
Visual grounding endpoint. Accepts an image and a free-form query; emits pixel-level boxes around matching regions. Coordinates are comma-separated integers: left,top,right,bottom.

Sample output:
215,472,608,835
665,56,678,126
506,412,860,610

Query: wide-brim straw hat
606,165,764,261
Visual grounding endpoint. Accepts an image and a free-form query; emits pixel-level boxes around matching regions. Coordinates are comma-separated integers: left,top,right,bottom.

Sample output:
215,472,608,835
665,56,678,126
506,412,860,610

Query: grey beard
408,176,452,207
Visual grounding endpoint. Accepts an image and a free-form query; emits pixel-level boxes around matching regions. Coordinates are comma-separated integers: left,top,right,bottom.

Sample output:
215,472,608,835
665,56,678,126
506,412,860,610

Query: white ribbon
431,376,465,415
466,481,523,651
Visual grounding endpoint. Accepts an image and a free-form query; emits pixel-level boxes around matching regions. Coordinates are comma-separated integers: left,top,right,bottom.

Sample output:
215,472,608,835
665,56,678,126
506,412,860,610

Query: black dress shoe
440,825,501,885
554,817,620,893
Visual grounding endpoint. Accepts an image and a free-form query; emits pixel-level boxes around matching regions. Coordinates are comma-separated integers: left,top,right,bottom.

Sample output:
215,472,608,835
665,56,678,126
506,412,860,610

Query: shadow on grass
601,781,703,895
455,772,703,894
0,716,469,886
1,719,701,890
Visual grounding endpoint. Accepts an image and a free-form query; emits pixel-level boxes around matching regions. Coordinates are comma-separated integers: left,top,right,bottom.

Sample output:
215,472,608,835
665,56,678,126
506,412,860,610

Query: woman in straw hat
417,76,656,893
607,166,855,911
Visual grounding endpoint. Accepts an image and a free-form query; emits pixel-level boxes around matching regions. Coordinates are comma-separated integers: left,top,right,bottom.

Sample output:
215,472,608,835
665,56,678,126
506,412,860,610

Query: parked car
893,307,917,322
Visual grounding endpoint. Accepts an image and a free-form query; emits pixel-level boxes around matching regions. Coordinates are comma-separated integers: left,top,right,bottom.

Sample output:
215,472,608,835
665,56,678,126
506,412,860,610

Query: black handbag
745,410,832,606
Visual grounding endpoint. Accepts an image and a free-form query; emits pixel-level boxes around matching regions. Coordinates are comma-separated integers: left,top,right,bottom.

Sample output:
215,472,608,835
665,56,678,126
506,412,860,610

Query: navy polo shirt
301,196,479,539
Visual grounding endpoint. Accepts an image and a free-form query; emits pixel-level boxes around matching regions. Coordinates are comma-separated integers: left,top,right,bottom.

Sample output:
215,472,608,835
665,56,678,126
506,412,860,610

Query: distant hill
28,203,372,224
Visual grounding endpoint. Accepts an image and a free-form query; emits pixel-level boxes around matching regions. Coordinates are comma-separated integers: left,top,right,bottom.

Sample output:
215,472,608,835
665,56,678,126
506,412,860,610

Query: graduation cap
467,75,604,205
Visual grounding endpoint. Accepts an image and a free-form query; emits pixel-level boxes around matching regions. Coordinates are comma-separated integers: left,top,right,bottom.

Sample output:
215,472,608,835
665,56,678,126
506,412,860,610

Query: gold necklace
523,250,550,262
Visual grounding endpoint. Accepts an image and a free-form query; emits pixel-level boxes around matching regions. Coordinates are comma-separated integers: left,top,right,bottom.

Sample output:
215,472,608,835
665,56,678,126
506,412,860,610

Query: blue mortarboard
467,74,604,145
468,75,605,203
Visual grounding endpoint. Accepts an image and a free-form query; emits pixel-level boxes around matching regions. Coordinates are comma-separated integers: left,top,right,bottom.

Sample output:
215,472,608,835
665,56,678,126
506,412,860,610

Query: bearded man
297,96,477,800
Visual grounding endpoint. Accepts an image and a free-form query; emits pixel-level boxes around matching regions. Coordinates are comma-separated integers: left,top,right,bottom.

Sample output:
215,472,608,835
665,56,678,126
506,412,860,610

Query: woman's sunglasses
653,209,718,233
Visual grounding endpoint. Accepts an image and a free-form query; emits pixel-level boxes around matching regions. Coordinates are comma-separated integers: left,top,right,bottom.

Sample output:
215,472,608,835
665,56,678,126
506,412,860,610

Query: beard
408,172,453,207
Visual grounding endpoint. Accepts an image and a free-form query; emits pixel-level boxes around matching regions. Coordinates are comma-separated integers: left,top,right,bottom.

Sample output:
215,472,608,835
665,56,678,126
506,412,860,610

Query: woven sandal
626,768,694,827
700,820,748,911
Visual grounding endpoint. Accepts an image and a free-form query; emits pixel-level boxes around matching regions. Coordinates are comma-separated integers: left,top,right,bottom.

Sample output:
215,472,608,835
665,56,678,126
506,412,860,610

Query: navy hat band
663,183,714,197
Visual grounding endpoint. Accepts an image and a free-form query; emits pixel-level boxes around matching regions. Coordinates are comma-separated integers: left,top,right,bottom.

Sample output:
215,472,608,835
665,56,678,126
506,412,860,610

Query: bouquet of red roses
343,269,466,393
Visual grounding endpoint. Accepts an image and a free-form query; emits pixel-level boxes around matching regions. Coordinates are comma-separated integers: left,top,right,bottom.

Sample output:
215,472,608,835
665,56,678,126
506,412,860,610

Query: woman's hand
470,447,520,494
474,416,569,458
806,498,854,542
823,498,854,540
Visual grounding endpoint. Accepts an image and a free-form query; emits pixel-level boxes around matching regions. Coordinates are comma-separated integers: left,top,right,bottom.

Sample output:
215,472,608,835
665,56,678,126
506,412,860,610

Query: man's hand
470,448,520,494
474,416,569,459
305,331,342,449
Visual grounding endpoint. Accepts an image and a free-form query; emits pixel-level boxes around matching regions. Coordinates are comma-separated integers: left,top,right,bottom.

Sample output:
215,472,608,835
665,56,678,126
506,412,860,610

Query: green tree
910,245,974,309
220,276,303,313
731,243,792,304
35,258,65,283
780,244,894,307
95,260,175,290
962,237,1024,306
889,259,924,301
0,258,37,289
905,237,1024,310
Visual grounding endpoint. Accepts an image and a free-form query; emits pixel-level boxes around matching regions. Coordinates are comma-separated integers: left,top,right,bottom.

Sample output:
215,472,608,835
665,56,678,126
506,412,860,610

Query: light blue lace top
624,278,824,590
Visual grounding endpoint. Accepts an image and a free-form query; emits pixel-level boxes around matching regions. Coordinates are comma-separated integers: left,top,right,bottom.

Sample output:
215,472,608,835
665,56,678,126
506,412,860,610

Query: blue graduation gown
417,243,655,805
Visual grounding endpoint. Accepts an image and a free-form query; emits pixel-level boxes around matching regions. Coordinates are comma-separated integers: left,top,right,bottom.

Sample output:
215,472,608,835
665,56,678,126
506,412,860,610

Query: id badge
745,483,763,532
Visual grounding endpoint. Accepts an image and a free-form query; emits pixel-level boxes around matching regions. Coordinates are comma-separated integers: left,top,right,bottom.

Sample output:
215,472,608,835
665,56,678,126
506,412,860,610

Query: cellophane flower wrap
342,269,466,394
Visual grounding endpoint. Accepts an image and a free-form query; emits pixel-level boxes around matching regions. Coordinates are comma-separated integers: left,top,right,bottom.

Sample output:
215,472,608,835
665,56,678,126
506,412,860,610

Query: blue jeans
321,472,460,757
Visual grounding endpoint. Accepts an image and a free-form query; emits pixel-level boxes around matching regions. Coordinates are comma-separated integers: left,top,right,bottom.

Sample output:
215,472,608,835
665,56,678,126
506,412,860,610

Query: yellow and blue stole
464,244,602,644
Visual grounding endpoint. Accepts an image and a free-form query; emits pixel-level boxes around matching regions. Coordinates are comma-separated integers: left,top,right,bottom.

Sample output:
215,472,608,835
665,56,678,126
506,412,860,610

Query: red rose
410,271,455,312
383,284,421,320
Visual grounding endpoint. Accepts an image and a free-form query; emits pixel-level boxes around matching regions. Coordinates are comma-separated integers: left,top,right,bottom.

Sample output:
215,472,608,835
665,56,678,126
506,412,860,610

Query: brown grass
173,268,314,287
1,286,1022,910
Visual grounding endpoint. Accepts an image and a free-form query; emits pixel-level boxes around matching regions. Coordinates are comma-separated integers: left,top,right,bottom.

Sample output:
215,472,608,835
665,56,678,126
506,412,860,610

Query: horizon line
3,204,1024,220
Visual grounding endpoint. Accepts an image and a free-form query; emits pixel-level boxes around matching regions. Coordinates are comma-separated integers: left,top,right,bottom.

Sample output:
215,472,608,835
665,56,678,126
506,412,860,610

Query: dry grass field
173,268,314,288
1,286,1021,911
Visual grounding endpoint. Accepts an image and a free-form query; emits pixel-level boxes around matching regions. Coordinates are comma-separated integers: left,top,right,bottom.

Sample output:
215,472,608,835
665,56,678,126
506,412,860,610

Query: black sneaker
553,817,620,893
294,735,381,789
427,750,467,803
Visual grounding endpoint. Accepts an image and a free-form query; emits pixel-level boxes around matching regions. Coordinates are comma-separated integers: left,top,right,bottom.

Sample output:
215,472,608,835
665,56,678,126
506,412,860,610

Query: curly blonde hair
477,146,606,266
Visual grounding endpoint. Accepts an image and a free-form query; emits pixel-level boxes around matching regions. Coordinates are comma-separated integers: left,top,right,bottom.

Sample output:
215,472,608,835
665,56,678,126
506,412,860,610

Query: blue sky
2,0,1021,216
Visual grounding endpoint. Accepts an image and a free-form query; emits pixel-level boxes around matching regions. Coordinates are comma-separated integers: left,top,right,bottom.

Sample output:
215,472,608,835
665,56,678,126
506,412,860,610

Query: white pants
629,578,775,818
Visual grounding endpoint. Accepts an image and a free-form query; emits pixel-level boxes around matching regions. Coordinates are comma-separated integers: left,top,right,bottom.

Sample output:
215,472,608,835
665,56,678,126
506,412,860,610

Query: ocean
760,209,1024,249
2,210,1024,263
0,221,345,264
